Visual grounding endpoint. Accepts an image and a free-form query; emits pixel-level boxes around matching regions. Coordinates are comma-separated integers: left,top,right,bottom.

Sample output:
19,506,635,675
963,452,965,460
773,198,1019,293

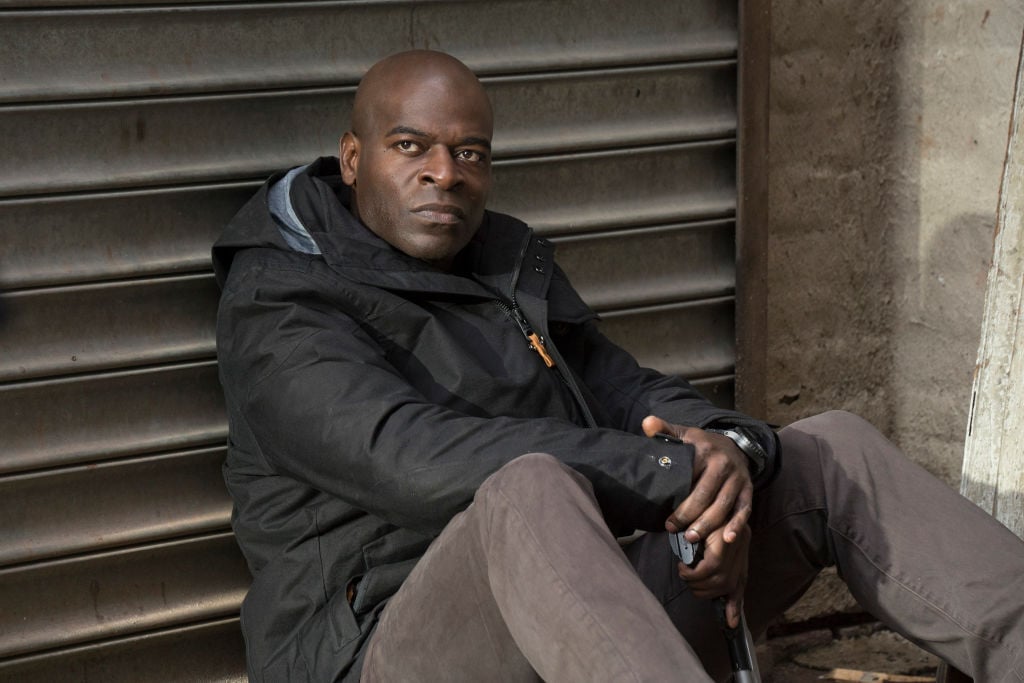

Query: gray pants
361,411,1024,682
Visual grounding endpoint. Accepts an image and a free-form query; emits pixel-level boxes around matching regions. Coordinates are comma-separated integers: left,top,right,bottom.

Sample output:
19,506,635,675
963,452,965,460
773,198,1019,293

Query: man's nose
419,146,461,189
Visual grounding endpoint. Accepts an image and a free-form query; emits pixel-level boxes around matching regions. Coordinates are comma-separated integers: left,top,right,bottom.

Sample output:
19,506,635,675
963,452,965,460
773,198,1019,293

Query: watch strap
706,426,768,479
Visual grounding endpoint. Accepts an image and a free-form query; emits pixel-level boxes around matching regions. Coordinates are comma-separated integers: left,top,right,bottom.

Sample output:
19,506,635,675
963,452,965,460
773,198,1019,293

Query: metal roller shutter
0,2,750,679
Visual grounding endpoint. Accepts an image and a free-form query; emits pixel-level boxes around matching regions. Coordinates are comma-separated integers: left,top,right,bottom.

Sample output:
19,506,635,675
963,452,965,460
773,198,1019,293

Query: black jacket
213,157,776,681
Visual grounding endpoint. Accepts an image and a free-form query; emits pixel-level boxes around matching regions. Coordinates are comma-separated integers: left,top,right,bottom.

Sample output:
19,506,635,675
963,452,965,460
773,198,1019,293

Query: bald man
214,51,1024,682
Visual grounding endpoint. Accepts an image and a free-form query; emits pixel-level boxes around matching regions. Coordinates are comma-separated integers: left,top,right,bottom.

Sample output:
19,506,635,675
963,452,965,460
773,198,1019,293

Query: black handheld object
668,536,759,681
714,600,756,676
658,433,761,682
669,532,702,567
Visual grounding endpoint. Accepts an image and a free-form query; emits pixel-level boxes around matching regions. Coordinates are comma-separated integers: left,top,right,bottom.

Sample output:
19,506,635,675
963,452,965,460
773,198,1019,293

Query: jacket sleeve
217,252,694,538
575,321,780,484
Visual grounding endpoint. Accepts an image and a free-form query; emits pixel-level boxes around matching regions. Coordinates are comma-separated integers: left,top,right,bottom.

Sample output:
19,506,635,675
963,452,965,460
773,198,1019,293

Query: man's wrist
705,426,768,479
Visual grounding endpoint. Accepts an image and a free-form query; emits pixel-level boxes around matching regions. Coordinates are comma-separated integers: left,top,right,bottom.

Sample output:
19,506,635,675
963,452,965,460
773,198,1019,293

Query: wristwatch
705,426,768,479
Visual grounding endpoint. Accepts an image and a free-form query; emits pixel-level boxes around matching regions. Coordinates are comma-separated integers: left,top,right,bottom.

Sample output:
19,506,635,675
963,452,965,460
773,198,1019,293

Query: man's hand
642,415,753,543
678,523,750,628
643,415,753,627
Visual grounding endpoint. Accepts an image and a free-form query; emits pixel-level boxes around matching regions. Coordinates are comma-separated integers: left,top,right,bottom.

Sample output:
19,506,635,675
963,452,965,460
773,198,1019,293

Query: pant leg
360,452,713,683
743,410,1024,681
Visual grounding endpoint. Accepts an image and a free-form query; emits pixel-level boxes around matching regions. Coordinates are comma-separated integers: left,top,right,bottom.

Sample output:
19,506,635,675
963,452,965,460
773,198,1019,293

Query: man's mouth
411,203,466,225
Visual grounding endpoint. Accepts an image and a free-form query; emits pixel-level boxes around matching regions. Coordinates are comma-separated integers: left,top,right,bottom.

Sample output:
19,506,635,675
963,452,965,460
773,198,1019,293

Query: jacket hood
212,157,339,287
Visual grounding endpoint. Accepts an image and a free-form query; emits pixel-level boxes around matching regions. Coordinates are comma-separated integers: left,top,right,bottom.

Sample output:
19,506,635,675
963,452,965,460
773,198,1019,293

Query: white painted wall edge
962,27,1024,538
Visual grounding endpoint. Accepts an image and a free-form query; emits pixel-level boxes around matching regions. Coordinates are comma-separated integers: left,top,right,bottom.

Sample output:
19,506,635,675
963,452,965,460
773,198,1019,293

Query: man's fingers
678,565,736,600
722,485,754,543
725,568,748,629
669,470,743,539
642,415,677,438
666,480,716,535
725,596,742,629
641,415,665,438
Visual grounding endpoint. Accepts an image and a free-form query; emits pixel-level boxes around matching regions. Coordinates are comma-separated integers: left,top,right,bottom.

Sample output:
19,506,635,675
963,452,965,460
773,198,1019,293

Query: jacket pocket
353,529,431,614
351,556,420,615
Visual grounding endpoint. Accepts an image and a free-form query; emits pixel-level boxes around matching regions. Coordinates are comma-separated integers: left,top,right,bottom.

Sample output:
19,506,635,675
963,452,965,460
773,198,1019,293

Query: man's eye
396,140,420,152
456,149,486,163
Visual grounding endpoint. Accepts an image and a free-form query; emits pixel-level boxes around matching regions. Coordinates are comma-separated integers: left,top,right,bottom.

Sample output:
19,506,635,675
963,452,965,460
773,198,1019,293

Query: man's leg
360,452,713,682
628,411,1024,682
743,410,1024,681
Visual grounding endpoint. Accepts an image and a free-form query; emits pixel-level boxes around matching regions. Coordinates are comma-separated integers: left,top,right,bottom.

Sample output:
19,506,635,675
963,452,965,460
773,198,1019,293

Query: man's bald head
339,51,494,271
351,50,493,138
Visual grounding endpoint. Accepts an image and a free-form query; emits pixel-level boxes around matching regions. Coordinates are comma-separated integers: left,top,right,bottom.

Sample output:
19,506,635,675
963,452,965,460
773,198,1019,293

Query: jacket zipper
495,296,595,427
497,232,597,427
502,232,555,368
494,299,556,368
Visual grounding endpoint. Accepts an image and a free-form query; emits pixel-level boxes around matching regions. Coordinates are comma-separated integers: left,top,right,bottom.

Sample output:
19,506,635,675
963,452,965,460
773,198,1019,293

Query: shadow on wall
894,210,994,482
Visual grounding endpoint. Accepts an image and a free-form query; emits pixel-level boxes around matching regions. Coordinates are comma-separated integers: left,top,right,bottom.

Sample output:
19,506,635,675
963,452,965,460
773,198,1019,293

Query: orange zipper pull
527,332,556,368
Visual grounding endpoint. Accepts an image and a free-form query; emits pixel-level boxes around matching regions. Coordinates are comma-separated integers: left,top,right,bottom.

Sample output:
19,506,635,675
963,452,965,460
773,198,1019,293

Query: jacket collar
218,157,592,323
290,158,553,303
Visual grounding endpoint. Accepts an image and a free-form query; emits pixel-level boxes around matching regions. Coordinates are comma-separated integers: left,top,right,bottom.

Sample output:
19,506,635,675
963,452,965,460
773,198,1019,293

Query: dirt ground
757,621,941,682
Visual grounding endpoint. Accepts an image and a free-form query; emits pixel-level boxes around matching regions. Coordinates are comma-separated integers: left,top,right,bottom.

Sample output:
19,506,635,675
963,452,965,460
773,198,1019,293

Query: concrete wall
766,2,1023,630
768,1,1024,487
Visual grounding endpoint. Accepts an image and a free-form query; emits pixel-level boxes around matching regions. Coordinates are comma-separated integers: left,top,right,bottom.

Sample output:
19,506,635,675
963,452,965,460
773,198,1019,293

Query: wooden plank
961,30,1024,537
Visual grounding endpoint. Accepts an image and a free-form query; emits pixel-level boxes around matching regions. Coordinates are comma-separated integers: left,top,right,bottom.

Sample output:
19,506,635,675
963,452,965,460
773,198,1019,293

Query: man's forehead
362,81,492,139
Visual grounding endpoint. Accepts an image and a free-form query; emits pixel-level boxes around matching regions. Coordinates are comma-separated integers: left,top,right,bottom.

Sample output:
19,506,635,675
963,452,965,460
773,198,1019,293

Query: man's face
340,73,493,271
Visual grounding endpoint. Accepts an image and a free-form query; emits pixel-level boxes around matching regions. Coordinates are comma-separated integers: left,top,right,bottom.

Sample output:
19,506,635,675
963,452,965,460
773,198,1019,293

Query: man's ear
339,131,359,186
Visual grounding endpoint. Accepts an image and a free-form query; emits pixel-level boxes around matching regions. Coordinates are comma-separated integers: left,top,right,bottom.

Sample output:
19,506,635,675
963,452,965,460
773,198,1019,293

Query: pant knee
477,453,588,501
770,410,886,507
786,410,874,440
779,410,891,468
490,452,564,483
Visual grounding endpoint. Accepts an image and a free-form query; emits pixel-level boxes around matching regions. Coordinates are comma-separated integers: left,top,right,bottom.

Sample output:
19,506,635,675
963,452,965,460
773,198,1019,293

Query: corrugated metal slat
0,618,246,683
0,447,230,567
1,0,735,101
0,183,253,289
0,274,218,382
0,63,735,198
554,220,735,311
600,297,736,380
490,142,736,234
0,361,225,475
0,533,249,659
0,142,735,290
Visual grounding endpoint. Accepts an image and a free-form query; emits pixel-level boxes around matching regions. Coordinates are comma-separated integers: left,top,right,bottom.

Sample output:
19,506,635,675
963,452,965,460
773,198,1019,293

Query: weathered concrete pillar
961,30,1024,538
